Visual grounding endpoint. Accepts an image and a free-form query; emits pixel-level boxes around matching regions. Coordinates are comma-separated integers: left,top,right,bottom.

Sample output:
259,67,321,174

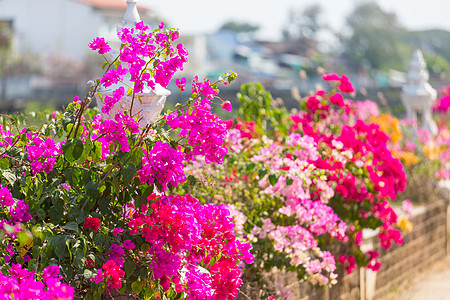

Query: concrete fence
239,199,449,300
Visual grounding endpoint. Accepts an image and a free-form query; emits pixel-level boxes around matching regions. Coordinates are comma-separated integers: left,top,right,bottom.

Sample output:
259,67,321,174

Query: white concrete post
360,230,378,300
401,49,437,134
94,0,171,127
123,0,141,27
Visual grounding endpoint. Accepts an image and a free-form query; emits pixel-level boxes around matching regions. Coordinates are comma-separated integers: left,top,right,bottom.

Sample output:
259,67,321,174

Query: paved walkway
389,255,450,300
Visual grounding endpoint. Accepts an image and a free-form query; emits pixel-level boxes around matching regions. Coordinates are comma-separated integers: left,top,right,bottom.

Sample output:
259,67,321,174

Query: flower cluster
83,217,101,231
0,20,244,300
0,187,32,227
433,86,450,113
0,264,74,299
284,79,408,273
94,21,188,116
90,193,254,299
166,98,228,164
92,111,139,155
183,76,410,298
138,141,186,191
27,136,62,174
92,260,125,291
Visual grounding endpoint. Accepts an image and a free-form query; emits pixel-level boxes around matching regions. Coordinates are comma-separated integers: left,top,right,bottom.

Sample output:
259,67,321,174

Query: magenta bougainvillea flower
83,217,101,231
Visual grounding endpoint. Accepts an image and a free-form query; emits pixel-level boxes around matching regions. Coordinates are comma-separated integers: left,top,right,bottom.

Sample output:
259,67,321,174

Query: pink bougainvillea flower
0,187,14,207
111,227,125,237
221,100,233,112
401,200,414,217
88,37,111,54
176,77,186,91
338,74,355,93
355,231,362,246
322,73,341,81
100,260,125,291
330,92,345,107
368,260,381,271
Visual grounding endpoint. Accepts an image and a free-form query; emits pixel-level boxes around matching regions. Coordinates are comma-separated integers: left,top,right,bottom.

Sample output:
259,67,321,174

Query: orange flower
397,215,413,233
391,150,419,166
423,142,440,160
370,114,402,145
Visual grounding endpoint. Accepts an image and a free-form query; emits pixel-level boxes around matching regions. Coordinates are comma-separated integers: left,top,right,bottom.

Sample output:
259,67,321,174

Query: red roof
75,0,148,11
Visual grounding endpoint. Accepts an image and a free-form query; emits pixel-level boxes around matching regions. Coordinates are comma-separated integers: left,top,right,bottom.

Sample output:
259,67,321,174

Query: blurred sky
142,0,450,40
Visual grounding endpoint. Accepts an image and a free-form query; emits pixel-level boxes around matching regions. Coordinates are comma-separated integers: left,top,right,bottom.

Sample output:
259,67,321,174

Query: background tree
282,4,323,41
340,1,407,72
282,4,325,54
402,29,450,80
219,21,260,34
0,21,13,101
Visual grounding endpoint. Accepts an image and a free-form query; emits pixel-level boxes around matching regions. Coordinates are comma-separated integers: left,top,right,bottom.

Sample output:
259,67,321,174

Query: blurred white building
0,0,148,59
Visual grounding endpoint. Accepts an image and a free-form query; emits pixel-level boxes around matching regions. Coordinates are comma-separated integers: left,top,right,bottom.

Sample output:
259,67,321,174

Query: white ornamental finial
123,0,141,27
401,49,437,134
407,49,429,84
93,0,171,127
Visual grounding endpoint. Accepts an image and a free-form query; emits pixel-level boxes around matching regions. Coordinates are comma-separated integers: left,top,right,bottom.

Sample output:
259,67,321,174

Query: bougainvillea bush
181,76,410,297
432,86,450,181
0,21,253,299
366,86,450,204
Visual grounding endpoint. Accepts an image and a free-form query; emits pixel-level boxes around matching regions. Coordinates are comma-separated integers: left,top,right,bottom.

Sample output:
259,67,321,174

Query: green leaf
91,141,103,162
268,174,279,186
258,169,268,179
76,210,86,224
36,178,44,200
135,196,147,209
85,181,99,199
49,206,63,223
51,235,69,260
17,230,33,247
140,243,150,253
93,291,101,300
286,177,294,186
122,163,136,185
97,197,110,214
94,233,106,250
0,158,10,169
86,292,93,300
142,186,154,197
62,221,79,233
72,248,84,269
63,138,84,163
36,208,46,220
72,139,84,160
124,261,137,278
77,135,93,164
112,176,120,196
246,162,256,172
118,285,127,295
187,175,197,185
131,281,143,294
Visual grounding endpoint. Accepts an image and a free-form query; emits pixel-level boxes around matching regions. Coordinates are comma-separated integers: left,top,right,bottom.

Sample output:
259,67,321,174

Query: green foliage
237,83,289,136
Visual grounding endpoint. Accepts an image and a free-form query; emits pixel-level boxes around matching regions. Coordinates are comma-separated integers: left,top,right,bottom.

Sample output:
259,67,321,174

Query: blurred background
0,0,449,114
